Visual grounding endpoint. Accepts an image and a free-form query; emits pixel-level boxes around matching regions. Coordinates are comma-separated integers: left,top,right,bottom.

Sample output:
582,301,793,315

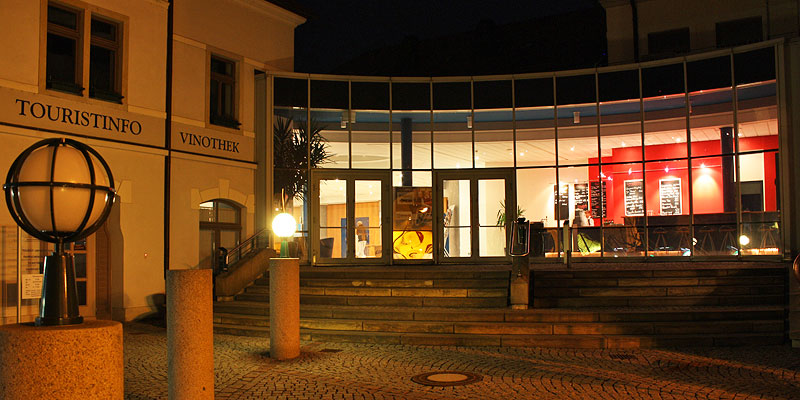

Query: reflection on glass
355,180,382,258
443,179,470,258
393,184,433,259
319,179,346,258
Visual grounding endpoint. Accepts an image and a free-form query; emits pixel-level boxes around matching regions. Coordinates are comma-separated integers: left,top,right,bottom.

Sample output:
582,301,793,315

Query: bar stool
759,224,778,250
675,226,691,252
719,226,737,254
650,227,668,252
697,225,716,255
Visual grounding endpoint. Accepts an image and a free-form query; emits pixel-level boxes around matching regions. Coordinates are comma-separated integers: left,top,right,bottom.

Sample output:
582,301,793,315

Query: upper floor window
647,28,690,57
716,17,762,48
210,56,239,129
89,17,122,102
47,4,82,94
46,2,123,103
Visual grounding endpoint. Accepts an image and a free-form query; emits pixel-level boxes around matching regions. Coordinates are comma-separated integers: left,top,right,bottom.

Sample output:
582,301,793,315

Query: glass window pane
444,227,471,258
515,77,554,108
310,80,348,109
351,110,390,169
475,109,513,168
351,81,388,110
310,109,346,168
557,103,598,166
479,179,506,257
74,253,86,278
516,105,555,167
691,157,734,256
556,75,595,106
433,81,470,110
355,180,381,258
734,47,775,86
48,6,78,29
274,77,308,108
600,70,641,164
47,33,77,85
199,201,215,222
392,82,430,110
90,45,115,93
91,18,116,41
433,110,471,169
479,227,505,257
320,179,346,259
393,179,432,260
217,202,238,223
392,111,431,170
474,80,511,109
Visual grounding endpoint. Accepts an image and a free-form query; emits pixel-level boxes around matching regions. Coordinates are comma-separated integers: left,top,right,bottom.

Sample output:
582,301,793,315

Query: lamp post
268,211,299,359
272,212,296,257
3,138,115,326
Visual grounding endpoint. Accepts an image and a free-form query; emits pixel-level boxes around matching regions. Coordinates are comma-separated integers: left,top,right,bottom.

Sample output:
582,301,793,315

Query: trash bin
529,221,545,258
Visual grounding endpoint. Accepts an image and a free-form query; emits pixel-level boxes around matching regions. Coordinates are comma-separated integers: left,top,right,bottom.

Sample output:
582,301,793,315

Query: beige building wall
169,155,256,270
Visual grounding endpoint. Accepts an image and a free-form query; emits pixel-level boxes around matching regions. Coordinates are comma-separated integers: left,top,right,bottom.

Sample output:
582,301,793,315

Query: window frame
40,0,127,104
46,3,84,95
209,54,240,129
89,15,123,103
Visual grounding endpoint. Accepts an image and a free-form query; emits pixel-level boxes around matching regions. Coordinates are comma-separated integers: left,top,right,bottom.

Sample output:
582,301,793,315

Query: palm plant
273,116,331,207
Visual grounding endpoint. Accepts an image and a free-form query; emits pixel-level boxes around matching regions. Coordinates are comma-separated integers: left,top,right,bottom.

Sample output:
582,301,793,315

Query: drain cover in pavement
411,371,482,387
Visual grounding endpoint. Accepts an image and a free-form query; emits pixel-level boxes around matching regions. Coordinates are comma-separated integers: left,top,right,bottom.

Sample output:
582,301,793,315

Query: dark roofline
264,0,313,20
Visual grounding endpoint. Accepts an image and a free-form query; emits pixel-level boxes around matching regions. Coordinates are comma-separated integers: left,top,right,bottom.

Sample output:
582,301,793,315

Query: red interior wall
587,136,777,223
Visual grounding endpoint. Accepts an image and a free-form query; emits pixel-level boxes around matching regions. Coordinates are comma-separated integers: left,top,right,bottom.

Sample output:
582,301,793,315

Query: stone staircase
213,264,788,348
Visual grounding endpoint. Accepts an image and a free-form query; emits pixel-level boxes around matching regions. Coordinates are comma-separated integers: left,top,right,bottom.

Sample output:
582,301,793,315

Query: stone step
532,267,784,279
533,294,784,308
239,287,507,301
533,276,785,288
297,295,509,308
213,324,785,349
533,284,783,298
253,269,510,285
215,314,783,336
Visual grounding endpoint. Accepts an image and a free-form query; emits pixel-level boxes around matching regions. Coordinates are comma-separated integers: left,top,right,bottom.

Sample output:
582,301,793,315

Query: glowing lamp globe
271,212,296,257
4,138,115,326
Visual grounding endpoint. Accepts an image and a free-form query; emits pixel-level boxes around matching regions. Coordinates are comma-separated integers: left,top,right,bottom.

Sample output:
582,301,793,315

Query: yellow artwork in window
392,230,433,259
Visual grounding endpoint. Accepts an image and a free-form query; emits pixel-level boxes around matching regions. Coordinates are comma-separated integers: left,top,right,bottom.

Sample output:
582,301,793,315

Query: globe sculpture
4,138,115,326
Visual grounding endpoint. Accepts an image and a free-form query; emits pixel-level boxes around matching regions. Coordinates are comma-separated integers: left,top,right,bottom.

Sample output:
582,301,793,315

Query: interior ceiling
317,118,777,205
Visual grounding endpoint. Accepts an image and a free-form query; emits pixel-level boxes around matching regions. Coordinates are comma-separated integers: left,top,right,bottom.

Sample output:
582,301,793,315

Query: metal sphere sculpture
4,138,115,325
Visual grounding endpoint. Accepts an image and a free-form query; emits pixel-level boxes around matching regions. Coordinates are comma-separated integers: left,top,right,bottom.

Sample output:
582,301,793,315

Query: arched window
199,200,241,270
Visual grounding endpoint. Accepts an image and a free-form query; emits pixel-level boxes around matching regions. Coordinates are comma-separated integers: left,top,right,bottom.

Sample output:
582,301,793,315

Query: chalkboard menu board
659,178,682,215
553,184,570,220
624,179,644,216
590,181,607,218
574,183,589,209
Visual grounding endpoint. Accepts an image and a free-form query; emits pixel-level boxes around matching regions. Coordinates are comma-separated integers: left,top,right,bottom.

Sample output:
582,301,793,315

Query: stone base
0,320,123,399
270,258,300,360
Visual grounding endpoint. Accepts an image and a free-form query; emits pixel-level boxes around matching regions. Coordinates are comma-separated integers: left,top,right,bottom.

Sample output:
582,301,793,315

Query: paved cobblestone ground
125,322,800,399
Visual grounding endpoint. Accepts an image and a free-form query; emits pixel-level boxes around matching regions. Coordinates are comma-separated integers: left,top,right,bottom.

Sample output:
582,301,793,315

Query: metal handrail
223,229,269,271
793,254,800,284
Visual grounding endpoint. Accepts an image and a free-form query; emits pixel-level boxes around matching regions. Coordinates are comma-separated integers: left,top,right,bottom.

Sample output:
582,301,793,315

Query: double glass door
435,169,515,262
311,170,391,264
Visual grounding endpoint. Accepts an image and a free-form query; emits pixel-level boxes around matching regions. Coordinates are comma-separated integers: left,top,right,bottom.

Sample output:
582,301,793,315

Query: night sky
292,0,602,75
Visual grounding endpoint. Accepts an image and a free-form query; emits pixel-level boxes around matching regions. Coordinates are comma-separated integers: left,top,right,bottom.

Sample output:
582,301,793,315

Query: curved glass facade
272,43,780,263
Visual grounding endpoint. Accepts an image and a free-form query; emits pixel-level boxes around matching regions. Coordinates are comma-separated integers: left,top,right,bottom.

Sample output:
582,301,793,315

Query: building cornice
236,0,306,26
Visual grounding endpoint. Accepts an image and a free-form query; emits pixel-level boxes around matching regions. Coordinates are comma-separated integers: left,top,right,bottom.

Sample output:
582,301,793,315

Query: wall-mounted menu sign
574,183,589,210
659,178,682,215
624,179,644,216
590,181,607,218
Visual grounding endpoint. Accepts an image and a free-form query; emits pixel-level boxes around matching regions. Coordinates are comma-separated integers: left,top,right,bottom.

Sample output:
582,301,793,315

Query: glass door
311,170,391,264
435,169,515,262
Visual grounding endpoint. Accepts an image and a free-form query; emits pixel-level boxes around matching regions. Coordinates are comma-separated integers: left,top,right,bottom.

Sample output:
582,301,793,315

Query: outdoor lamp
4,138,115,326
272,212,297,257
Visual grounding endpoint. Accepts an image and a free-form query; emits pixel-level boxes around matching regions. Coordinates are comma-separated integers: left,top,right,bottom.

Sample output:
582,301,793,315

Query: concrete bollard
269,258,300,359
0,320,123,399
167,269,214,399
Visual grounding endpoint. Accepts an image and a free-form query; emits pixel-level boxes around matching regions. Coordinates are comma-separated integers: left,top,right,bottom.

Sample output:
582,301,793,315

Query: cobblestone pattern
124,323,800,399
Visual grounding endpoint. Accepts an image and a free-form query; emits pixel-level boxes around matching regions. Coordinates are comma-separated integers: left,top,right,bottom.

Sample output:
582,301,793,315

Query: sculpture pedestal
270,258,300,360
0,320,123,399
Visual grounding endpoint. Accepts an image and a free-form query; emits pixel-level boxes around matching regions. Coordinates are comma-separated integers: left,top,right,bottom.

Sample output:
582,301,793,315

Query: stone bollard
0,320,123,399
270,258,300,359
167,269,214,399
